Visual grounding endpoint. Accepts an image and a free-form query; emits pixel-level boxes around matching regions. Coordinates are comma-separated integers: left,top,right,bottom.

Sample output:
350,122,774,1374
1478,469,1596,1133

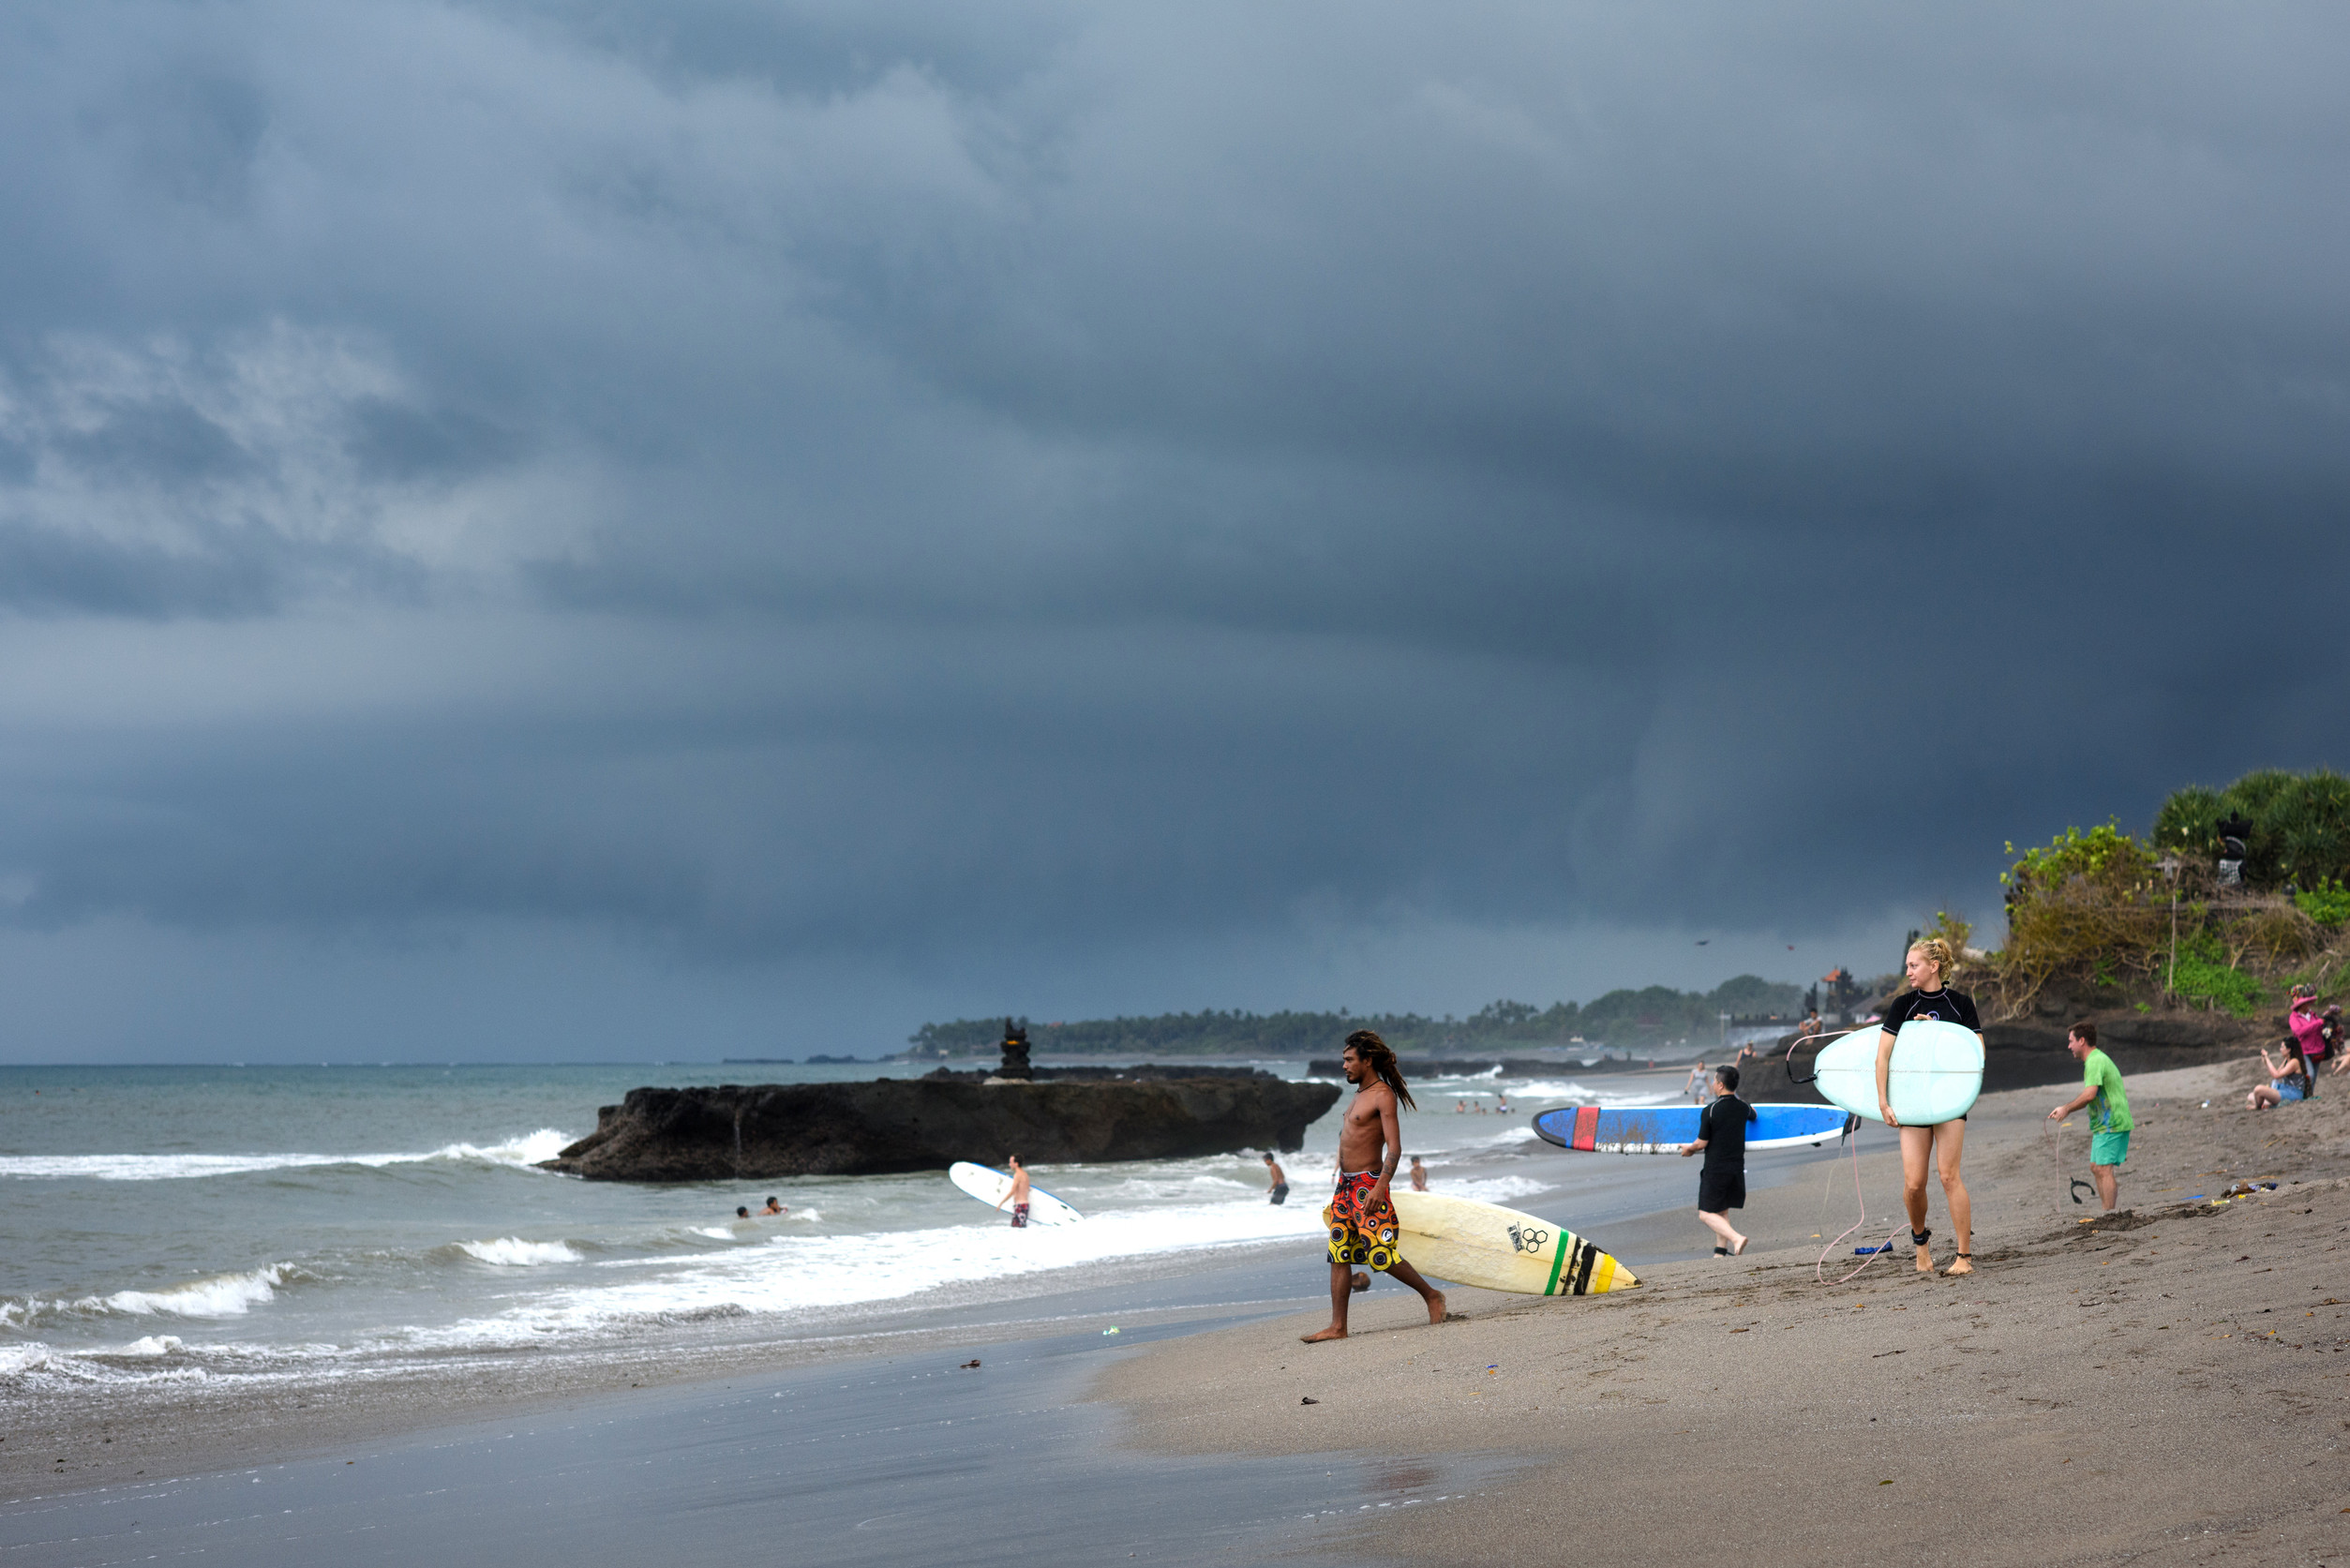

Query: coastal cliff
538,1074,1342,1181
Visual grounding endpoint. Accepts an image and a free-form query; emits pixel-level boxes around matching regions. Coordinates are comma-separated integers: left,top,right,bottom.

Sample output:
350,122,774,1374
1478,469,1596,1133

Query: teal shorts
2089,1129,2131,1167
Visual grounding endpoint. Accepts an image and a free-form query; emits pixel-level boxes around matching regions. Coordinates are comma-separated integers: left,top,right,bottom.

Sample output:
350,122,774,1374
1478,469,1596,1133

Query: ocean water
0,1060,1681,1402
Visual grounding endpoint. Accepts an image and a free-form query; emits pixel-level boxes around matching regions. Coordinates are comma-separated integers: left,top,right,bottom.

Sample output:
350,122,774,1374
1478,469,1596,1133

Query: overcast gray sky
2,1,2343,1061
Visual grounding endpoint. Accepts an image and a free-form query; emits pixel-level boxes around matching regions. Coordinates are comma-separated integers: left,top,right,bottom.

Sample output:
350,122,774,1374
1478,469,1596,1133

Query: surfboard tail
1546,1233,1639,1295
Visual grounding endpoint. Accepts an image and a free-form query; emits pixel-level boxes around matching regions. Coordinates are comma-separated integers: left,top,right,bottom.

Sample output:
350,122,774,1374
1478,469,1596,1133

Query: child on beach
1680,1064,1755,1256
2047,1021,2131,1211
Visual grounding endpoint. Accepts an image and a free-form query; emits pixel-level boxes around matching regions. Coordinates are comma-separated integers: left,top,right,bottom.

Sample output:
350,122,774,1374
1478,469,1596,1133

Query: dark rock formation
921,1063,1282,1083
1305,1055,1647,1079
538,1074,1342,1182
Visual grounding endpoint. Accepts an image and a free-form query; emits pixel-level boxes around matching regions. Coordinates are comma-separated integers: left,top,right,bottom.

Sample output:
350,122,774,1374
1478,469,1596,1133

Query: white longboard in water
1813,1020,1984,1127
947,1161,1083,1226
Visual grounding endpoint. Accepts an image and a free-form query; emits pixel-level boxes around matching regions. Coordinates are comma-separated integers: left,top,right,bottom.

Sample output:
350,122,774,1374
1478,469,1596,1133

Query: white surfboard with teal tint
1813,1020,1983,1126
948,1161,1084,1226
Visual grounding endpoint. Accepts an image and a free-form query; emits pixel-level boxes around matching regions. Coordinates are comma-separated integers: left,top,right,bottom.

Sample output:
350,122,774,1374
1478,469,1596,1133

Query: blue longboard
1532,1102,1855,1154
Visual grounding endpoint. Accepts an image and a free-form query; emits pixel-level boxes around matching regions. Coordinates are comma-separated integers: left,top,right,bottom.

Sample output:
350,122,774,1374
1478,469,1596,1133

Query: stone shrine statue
996,1018,1034,1081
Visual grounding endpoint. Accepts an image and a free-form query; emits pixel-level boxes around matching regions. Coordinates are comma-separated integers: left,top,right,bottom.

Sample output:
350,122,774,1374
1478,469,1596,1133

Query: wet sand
1097,1063,2350,1566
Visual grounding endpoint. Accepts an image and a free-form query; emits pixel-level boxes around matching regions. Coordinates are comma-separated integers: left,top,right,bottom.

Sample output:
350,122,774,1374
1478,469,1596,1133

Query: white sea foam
0,1128,576,1182
457,1238,582,1267
0,1343,52,1376
93,1264,294,1318
118,1335,186,1356
1433,1174,1550,1205
388,1197,1329,1353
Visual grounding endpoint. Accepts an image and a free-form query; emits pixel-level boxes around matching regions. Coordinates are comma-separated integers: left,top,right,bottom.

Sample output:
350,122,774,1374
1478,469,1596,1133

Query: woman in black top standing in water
1876,935,1980,1276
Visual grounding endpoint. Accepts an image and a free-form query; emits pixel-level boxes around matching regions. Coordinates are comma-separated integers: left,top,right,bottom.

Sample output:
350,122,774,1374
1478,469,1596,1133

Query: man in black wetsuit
1680,1065,1756,1257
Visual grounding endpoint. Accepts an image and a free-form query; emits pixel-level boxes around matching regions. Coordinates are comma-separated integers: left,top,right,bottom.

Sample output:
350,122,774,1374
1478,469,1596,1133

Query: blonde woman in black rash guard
1875,936,1982,1277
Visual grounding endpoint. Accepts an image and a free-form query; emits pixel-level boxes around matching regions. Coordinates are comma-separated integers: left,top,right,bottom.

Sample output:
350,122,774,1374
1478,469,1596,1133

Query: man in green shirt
2049,1021,2133,1211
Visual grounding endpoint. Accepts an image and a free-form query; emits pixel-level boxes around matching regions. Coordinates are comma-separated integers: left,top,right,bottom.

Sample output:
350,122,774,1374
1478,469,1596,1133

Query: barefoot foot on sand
1914,1248,1934,1274
1424,1290,1447,1325
1942,1255,1974,1276
1300,1326,1346,1343
1730,1235,1749,1256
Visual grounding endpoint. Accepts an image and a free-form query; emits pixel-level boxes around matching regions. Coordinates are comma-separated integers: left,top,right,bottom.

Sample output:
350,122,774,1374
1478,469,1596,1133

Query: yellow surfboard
1390,1190,1638,1296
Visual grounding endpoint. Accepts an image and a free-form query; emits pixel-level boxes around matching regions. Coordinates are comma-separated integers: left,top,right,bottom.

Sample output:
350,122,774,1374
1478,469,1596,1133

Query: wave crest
0,1128,577,1182
457,1238,581,1267
94,1263,299,1318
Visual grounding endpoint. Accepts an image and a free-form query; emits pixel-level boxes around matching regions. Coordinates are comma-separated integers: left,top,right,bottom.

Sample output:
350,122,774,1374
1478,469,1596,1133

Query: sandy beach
8,1058,2343,1566
1098,1062,2350,1565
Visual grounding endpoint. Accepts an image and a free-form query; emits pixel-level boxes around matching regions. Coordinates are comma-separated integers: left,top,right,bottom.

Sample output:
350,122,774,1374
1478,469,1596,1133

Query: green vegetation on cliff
907,974,1807,1058
1979,767,2350,1021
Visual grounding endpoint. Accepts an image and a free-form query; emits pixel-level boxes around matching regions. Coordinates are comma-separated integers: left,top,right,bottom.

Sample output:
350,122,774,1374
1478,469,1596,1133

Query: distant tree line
905,974,1809,1057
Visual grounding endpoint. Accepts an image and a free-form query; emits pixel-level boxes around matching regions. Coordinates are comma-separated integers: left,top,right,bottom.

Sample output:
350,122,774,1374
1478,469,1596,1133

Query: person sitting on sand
1303,1030,1446,1343
1409,1155,1428,1191
1877,936,1980,1277
1264,1151,1290,1205
994,1155,1032,1227
1681,1064,1755,1256
2249,1039,2312,1110
2324,1007,2348,1075
2048,1021,2131,1211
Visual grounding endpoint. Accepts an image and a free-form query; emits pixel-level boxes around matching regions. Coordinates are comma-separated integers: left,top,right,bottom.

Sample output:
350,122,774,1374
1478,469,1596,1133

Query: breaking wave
0,1129,576,1182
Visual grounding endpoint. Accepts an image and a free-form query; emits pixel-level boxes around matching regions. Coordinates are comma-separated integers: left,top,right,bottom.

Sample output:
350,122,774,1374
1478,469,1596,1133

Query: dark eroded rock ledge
538,1075,1344,1181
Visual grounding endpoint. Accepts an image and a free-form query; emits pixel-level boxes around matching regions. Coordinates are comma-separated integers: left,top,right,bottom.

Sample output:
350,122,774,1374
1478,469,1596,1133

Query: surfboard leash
1816,1125,1905,1286
1781,1022,1873,1086
2050,1115,2096,1212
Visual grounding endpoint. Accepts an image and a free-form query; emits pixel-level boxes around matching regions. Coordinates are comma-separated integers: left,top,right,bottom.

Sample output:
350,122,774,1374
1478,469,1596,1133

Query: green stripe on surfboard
1545,1232,1571,1295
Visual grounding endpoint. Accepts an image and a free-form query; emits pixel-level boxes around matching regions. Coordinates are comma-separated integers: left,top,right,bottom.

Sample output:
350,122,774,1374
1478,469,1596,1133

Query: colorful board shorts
2089,1130,2131,1165
1010,1202,1029,1228
1324,1171,1401,1273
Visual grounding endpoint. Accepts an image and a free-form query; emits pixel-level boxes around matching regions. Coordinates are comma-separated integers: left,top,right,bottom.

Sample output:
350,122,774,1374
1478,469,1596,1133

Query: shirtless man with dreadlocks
1302,1029,1447,1342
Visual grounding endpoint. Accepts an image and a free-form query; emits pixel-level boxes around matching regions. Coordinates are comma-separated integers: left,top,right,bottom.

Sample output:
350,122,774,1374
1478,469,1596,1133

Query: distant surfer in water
1680,1064,1754,1256
1264,1152,1289,1205
1878,936,1979,1276
995,1155,1032,1228
1303,1030,1446,1342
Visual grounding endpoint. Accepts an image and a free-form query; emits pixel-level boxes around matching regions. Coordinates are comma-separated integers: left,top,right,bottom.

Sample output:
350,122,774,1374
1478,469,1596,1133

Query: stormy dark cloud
1,0,2345,1059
